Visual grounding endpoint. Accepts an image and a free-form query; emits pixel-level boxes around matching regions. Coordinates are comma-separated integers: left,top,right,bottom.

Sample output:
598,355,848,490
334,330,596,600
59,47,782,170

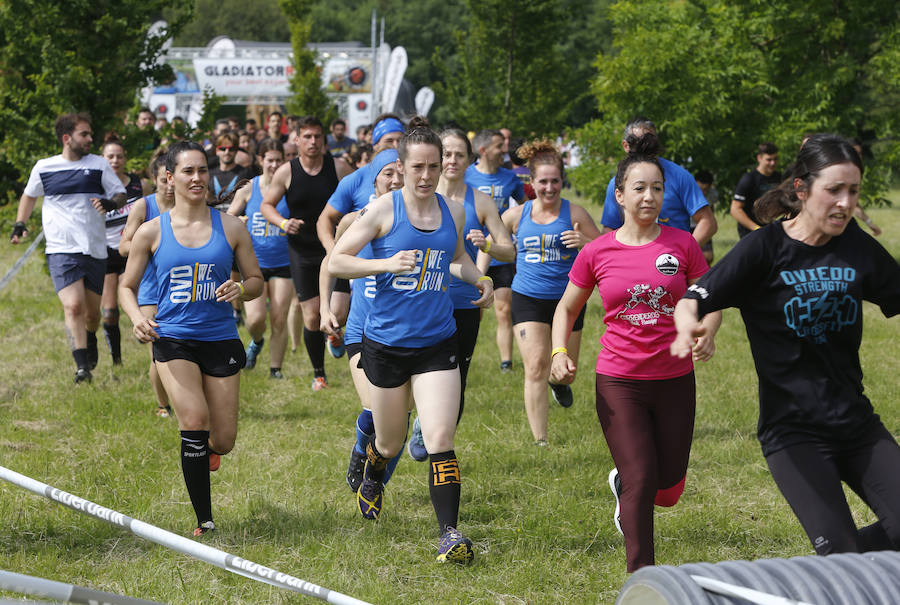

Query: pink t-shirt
569,225,709,379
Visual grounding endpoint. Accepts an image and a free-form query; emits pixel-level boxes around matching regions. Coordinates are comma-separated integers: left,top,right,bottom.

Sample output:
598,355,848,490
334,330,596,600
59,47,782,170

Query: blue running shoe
327,332,345,358
244,337,264,369
436,527,474,564
357,461,384,520
609,468,623,536
408,417,428,462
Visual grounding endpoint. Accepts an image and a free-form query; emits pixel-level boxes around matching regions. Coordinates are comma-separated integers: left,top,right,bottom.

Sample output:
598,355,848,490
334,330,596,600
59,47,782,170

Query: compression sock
72,348,89,371
428,450,461,534
303,328,326,378
365,437,389,483
355,409,374,455
86,330,98,369
180,430,213,526
655,476,686,507
383,412,411,485
103,322,121,363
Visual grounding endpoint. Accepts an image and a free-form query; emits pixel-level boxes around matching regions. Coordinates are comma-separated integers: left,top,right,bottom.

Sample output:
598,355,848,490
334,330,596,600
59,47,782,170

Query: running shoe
112,354,122,365
436,527,474,564
193,521,216,537
209,453,221,472
73,368,92,384
269,369,284,379
608,468,623,536
312,376,328,391
534,439,549,447
346,448,366,492
549,382,573,408
155,405,172,418
500,360,513,373
244,337,264,369
357,462,384,520
407,417,428,462
327,332,345,358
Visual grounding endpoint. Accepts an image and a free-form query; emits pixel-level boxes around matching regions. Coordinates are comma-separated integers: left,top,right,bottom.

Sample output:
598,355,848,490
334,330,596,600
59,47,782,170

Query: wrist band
279,219,289,231
483,239,491,253
753,225,761,230
865,218,874,226
236,282,245,296
551,346,568,358
477,275,493,283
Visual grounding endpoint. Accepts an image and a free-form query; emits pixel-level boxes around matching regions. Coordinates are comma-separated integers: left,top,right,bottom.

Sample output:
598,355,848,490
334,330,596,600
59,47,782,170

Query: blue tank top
464,164,523,268
153,208,238,341
511,199,576,300
448,187,483,310
137,194,160,307
245,176,290,269
344,242,376,346
364,190,457,347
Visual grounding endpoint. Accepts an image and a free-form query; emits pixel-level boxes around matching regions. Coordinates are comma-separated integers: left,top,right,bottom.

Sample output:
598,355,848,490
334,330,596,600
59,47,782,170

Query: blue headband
372,118,404,144
370,149,399,184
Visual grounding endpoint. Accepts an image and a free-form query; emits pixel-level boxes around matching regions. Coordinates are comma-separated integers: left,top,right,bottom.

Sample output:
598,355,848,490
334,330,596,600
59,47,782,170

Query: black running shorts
361,334,459,389
153,337,245,377
511,290,585,330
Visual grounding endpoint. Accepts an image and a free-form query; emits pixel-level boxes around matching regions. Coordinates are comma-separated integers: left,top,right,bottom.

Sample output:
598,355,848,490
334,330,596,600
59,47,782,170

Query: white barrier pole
0,231,44,292
0,569,163,605
0,466,373,605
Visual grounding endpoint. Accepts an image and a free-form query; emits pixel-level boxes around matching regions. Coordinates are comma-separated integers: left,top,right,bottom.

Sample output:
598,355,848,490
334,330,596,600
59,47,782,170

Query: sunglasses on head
217,145,237,152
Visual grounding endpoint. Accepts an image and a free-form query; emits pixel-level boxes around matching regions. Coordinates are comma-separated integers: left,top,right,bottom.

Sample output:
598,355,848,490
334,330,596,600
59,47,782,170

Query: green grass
1,202,899,604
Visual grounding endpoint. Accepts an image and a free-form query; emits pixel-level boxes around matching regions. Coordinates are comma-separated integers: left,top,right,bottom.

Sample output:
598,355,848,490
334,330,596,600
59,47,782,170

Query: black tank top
285,153,338,256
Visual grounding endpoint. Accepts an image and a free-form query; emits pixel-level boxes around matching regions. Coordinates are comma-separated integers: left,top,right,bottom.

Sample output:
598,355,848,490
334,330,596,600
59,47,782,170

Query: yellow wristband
279,219,289,231
551,347,568,358
483,239,492,253
237,281,245,296
477,275,493,283
753,224,761,230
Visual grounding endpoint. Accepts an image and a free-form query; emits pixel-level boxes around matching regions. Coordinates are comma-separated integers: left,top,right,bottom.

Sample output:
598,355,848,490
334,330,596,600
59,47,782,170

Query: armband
237,281,245,296
551,347,568,358
483,239,492,253
477,275,493,284
279,219,289,231
11,221,26,240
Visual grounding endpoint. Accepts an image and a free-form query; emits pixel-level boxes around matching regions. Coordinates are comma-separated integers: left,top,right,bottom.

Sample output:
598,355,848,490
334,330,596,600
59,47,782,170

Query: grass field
1,201,899,604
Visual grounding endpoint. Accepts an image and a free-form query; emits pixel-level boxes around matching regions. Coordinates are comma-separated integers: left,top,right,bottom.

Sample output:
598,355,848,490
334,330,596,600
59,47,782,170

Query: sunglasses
217,146,237,152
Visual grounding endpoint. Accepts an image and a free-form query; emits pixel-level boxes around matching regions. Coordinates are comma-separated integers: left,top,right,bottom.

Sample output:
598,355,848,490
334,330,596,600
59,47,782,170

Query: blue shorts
47,253,105,294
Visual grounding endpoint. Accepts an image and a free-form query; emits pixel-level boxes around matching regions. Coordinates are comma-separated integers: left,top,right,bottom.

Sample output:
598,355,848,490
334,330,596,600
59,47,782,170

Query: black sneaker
608,468,623,536
74,368,92,384
549,383,573,408
500,360,513,373
346,448,366,492
193,520,215,537
269,368,284,379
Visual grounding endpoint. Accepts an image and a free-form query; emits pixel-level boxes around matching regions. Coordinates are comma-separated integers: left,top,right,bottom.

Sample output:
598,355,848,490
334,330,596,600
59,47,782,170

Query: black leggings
453,307,481,423
765,423,900,555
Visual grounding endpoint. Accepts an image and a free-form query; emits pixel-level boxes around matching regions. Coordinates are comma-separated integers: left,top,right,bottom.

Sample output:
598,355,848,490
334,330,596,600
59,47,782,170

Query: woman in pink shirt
550,134,721,572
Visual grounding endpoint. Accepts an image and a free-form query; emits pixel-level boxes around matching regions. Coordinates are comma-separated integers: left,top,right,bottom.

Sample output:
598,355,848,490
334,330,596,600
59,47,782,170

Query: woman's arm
472,189,516,263
119,222,159,342
221,215,263,303
226,180,252,217
118,197,147,257
329,197,414,279
561,204,603,249
448,202,494,308
318,212,358,335
550,282,593,384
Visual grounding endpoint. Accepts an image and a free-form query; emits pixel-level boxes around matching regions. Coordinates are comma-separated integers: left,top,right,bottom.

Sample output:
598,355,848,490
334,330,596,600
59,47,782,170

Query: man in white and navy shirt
11,112,127,383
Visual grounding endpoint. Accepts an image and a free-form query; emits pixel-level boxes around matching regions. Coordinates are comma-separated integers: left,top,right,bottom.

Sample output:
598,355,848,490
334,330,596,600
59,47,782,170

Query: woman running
100,136,148,366
119,153,175,417
406,127,516,461
502,139,601,445
329,126,493,564
672,133,900,557
226,138,293,378
119,140,262,536
551,133,719,572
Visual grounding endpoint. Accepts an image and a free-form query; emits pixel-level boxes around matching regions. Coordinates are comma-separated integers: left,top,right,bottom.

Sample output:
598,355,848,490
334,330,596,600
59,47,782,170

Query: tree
431,0,572,135
168,0,288,46
572,0,900,207
279,0,337,122
0,0,190,200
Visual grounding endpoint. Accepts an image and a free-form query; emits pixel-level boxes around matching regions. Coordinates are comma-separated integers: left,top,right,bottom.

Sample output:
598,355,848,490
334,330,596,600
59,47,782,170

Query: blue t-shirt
245,176,290,269
511,199,576,300
137,194,161,307
448,187,483,309
153,208,238,341
364,190,457,348
327,166,373,215
465,164,524,268
344,243,376,346
601,157,708,232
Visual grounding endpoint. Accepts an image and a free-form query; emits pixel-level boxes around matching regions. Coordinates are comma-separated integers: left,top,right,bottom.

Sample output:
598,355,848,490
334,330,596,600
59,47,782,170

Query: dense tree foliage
572,0,900,207
279,0,337,123
169,0,289,46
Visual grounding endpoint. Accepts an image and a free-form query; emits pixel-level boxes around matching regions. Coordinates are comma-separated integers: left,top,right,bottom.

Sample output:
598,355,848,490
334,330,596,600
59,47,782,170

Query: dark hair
245,118,257,127
102,132,124,150
472,129,501,155
296,115,324,132
623,116,656,142
348,142,373,168
55,112,92,144
398,123,442,162
758,142,778,156
216,131,239,147
509,137,527,166
406,115,431,132
165,140,207,173
149,148,169,181
214,118,229,128
331,118,347,128
138,107,155,117
694,169,713,185
257,137,284,157
517,139,564,176
614,132,665,191
755,133,862,223
439,127,473,161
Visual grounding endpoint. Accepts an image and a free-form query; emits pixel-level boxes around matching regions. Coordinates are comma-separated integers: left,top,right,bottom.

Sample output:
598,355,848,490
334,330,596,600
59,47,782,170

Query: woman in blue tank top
501,140,602,446
118,154,175,418
119,141,263,538
226,139,293,379
330,123,493,565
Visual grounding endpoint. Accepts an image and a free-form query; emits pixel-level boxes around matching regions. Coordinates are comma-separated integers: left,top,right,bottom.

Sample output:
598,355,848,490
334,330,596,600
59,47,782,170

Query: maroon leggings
595,371,696,572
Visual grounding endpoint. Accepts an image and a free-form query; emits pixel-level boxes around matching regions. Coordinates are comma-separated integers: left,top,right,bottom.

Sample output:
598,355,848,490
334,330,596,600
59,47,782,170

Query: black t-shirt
285,153,338,257
210,165,250,198
733,169,782,237
684,220,900,455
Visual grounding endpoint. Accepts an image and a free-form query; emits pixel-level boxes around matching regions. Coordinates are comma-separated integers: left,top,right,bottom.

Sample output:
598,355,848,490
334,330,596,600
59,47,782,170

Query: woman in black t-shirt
672,134,900,556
